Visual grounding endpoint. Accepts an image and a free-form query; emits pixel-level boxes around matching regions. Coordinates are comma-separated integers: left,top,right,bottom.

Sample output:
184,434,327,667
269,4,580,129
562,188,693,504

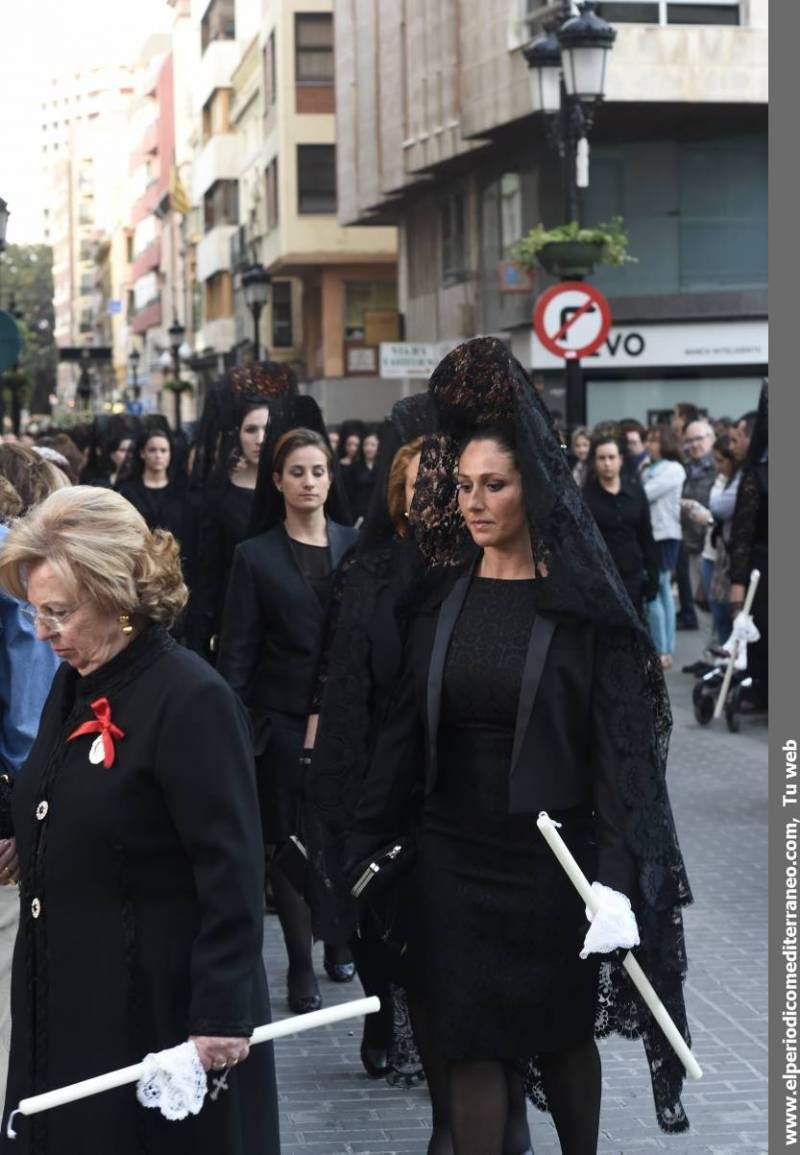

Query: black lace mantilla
410,338,693,1133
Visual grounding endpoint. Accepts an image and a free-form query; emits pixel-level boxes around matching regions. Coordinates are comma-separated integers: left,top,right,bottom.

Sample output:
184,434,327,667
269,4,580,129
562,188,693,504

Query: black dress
419,578,599,1061
583,479,659,616
117,477,187,543
1,627,279,1155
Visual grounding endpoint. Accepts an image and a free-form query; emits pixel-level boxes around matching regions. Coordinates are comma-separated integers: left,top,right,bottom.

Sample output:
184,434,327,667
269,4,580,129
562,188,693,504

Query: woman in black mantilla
185,362,298,661
117,426,188,544
350,338,693,1154
0,486,279,1155
217,410,357,1014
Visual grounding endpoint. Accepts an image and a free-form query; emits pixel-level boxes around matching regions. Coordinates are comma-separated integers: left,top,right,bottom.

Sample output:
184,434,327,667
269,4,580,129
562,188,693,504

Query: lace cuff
580,881,640,959
136,1040,207,1121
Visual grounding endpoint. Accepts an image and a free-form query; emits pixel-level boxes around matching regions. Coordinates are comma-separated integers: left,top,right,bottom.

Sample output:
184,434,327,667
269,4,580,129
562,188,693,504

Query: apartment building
40,62,135,399
223,0,400,421
335,0,768,423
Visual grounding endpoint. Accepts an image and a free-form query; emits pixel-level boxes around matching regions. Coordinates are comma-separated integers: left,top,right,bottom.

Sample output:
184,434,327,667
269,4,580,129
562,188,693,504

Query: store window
295,14,334,84
271,281,293,348
297,145,337,213
343,282,398,341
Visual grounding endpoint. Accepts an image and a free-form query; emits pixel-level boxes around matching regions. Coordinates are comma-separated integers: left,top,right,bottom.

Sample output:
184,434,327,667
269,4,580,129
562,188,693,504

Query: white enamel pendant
89,735,105,765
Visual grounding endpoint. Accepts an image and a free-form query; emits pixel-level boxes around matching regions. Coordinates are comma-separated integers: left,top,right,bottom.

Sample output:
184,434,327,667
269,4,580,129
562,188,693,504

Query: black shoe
360,1038,390,1079
287,969,322,1014
675,619,699,631
682,660,713,676
323,947,356,983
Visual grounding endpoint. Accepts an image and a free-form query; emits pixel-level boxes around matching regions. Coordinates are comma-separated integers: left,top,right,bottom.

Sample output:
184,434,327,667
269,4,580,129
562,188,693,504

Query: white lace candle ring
136,1040,208,1121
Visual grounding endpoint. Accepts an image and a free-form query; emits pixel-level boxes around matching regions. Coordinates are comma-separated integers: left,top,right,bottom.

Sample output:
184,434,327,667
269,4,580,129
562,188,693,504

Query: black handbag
349,838,417,901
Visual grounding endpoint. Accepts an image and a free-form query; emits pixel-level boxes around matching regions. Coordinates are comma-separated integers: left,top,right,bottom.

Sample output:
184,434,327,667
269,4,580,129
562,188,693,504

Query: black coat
1,627,279,1155
583,478,660,609
352,568,637,901
217,520,358,734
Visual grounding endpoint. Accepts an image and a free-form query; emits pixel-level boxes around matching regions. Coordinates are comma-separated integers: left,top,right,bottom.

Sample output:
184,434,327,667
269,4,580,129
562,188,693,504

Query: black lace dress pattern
419,578,598,1061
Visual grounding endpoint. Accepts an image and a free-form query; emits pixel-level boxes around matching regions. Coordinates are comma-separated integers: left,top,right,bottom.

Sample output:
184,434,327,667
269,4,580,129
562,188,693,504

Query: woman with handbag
217,414,357,1014
349,338,693,1155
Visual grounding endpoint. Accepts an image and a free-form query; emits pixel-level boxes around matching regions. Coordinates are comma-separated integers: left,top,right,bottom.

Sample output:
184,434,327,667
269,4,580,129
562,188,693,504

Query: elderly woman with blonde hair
0,487,279,1155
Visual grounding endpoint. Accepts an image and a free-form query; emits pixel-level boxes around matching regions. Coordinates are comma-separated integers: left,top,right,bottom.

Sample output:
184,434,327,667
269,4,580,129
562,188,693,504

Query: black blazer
353,568,637,898
218,520,358,726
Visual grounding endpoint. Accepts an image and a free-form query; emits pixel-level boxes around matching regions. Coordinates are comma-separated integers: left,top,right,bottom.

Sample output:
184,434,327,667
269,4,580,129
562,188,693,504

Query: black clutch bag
271,835,309,896
349,839,416,901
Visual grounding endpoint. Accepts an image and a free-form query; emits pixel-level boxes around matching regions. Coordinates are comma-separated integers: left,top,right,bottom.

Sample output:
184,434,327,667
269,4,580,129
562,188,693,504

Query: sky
0,0,173,245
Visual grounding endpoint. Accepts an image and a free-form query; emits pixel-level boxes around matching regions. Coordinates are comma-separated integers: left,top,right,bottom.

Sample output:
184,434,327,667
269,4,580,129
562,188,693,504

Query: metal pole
251,304,261,362
171,349,182,433
558,2,585,431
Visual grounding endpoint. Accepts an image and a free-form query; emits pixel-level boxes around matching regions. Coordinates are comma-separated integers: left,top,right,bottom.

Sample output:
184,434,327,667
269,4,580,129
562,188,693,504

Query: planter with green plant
512,217,635,278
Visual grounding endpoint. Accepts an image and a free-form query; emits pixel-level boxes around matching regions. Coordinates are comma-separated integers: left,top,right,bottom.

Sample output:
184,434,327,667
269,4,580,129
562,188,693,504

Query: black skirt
254,710,306,845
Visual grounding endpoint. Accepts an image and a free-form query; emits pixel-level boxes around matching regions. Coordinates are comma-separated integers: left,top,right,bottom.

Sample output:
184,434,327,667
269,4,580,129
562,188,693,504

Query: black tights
270,866,318,999
407,994,533,1155
447,1041,600,1155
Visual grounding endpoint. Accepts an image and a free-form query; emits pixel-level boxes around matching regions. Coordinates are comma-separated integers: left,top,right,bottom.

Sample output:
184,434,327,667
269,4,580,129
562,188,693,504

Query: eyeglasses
683,436,709,447
20,605,80,634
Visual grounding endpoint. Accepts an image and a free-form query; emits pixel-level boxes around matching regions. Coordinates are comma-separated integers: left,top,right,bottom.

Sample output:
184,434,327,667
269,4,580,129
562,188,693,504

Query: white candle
536,812,702,1082
7,996,381,1134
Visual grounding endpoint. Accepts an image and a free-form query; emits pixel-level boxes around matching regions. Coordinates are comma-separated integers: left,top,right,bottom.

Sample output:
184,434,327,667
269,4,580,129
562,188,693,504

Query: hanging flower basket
536,240,609,277
163,379,194,397
511,217,636,279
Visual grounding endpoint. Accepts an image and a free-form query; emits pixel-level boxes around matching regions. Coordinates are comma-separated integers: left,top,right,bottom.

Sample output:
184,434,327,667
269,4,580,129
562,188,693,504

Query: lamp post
168,319,186,432
523,0,616,430
128,348,141,399
241,264,271,361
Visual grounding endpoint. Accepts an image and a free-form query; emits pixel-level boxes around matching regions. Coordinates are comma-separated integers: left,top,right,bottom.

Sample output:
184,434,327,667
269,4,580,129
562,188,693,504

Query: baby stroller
691,596,763,733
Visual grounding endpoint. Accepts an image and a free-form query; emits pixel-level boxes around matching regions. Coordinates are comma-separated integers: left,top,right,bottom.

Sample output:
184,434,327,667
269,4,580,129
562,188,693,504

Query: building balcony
192,133,240,201
194,39,240,115
131,298,163,335
130,238,162,282
197,224,238,281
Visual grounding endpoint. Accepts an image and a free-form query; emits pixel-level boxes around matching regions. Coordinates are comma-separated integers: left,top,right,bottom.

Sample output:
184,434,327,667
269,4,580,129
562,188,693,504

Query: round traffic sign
532,281,612,361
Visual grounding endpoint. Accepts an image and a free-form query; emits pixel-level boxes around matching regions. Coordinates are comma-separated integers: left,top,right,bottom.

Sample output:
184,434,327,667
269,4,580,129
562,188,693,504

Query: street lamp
241,264,271,361
523,0,616,430
167,320,187,433
128,348,141,401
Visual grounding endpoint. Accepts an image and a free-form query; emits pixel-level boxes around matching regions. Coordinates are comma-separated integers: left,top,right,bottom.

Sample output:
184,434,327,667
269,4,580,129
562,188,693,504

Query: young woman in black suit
218,428,358,1013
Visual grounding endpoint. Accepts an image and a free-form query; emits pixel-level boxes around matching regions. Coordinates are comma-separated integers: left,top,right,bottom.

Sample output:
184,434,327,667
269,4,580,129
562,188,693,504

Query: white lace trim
580,881,640,958
136,1040,207,1121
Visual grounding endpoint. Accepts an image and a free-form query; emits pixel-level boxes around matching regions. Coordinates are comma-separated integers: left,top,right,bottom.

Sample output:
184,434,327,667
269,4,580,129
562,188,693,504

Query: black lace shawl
411,338,693,1133
303,394,436,941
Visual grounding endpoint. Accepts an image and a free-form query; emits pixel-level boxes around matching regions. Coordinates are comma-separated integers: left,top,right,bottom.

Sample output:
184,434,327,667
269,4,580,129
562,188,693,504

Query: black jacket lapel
509,614,556,779
425,568,472,793
328,520,355,569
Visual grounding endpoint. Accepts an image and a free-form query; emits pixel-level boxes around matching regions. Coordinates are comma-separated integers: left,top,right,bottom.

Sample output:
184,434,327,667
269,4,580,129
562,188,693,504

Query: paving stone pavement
262,618,768,1154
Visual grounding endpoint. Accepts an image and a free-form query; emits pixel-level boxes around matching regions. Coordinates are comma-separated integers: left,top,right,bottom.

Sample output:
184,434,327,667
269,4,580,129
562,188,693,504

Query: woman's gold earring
119,614,134,635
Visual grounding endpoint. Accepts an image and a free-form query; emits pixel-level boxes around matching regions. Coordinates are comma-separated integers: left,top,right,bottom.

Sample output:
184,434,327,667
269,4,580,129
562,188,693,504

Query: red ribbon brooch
67,697,124,768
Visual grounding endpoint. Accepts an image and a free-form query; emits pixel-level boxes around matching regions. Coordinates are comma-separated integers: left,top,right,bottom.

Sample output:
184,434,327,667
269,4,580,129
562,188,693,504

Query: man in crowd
678,419,717,625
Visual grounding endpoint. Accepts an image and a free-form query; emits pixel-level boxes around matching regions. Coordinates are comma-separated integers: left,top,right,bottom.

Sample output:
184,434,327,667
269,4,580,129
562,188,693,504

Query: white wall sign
380,341,460,379
513,319,768,371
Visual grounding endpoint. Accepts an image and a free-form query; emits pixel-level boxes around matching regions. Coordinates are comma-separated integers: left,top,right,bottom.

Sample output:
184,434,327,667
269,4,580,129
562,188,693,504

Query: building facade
334,0,768,423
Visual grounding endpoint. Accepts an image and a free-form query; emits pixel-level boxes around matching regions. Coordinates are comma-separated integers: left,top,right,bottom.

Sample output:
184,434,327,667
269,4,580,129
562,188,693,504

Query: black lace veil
190,361,298,492
409,337,693,1133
